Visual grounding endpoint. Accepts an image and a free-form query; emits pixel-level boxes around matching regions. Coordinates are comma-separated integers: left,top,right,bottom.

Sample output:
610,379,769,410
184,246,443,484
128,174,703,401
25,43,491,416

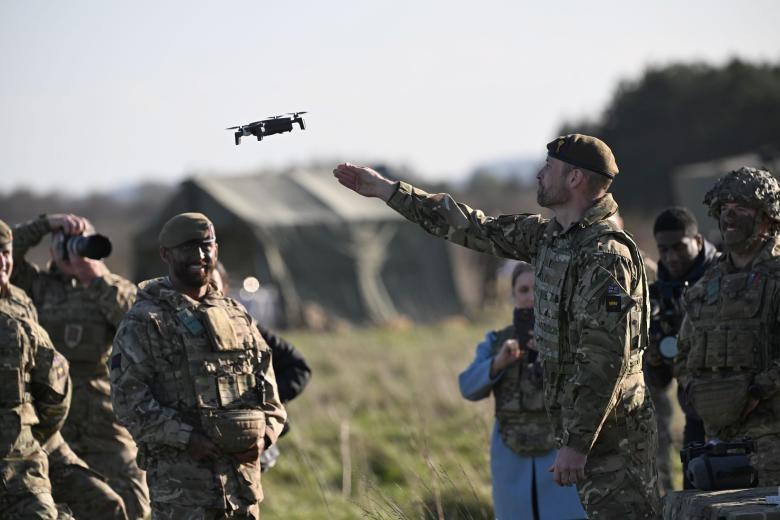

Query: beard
536,181,569,207
172,259,215,288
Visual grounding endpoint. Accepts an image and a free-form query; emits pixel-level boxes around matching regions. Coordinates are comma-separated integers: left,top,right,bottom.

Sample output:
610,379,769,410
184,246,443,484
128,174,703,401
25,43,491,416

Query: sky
1,1,779,194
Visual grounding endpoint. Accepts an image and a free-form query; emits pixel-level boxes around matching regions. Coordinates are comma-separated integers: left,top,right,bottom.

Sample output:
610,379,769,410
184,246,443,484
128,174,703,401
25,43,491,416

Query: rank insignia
64,323,83,348
606,295,621,312
110,353,122,370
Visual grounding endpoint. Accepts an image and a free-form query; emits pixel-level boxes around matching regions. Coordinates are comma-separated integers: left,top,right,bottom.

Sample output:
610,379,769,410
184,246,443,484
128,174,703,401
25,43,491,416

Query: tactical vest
36,279,115,374
0,311,40,458
144,282,271,454
683,261,780,433
534,221,648,414
490,325,555,456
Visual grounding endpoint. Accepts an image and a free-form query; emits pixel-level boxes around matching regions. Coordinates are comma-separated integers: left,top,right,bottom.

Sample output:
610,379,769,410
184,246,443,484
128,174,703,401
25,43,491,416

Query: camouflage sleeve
109,316,193,450
253,325,287,446
386,181,548,261
27,320,71,442
87,273,137,326
10,217,51,294
750,300,780,398
562,248,639,454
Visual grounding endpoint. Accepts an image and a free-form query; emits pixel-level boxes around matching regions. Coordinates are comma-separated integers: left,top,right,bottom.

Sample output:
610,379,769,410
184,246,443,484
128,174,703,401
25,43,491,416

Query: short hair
511,261,534,288
562,163,612,196
653,206,699,236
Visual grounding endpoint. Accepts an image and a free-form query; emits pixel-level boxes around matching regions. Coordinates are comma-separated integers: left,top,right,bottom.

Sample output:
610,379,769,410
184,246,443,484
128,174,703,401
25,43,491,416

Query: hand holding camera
47,213,112,285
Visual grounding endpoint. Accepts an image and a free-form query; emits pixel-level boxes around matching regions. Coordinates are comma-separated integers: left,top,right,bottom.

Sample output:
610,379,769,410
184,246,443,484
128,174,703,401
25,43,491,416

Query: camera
680,439,758,491
649,280,688,360
53,231,112,261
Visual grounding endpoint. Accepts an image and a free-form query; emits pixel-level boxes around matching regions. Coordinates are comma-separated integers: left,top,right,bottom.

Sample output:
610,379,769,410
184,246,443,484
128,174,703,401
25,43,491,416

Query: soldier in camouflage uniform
11,213,149,518
459,262,586,519
0,219,71,519
110,212,287,519
334,134,661,519
675,167,780,486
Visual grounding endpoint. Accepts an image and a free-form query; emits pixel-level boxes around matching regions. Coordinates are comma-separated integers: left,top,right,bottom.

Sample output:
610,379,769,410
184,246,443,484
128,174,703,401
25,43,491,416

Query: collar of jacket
720,235,780,273
543,193,618,238
137,276,223,309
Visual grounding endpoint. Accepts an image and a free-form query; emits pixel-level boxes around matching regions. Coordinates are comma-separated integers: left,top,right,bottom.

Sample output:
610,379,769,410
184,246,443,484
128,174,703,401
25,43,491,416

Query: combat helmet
704,167,780,227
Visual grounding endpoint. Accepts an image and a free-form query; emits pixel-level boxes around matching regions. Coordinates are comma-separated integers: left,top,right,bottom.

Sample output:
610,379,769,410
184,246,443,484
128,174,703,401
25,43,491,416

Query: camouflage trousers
45,432,128,520
0,448,60,520
576,403,662,519
62,376,150,519
151,502,260,520
647,381,673,493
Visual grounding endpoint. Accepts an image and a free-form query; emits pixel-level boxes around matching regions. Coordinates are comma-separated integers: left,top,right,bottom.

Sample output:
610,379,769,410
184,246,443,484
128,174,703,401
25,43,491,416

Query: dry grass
260,310,685,518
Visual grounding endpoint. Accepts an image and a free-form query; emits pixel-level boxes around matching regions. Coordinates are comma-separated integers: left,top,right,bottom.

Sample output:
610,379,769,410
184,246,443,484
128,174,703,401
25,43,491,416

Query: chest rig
490,325,554,455
147,285,271,453
683,260,780,433
35,277,115,369
0,311,39,457
534,221,648,410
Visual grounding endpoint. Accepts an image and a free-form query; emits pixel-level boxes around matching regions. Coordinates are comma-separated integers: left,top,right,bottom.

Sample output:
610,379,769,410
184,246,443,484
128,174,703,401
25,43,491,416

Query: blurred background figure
645,207,718,490
213,261,312,472
458,262,586,520
11,213,150,519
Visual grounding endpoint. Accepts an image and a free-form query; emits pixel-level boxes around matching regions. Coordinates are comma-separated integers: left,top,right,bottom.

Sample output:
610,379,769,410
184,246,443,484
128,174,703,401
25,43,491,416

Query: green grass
261,313,507,519
261,310,686,518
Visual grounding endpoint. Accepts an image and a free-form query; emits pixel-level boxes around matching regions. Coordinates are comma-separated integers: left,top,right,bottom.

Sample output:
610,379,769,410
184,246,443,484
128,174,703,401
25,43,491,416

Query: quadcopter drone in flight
227,112,307,145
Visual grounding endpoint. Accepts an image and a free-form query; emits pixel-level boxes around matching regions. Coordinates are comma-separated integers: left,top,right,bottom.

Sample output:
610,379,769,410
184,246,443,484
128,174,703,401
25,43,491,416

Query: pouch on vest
201,306,240,351
0,367,23,408
688,373,751,432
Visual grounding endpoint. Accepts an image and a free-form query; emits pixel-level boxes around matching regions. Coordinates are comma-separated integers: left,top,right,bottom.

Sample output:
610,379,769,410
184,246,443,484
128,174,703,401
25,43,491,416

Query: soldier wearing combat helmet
675,166,780,485
0,219,73,518
110,212,286,519
334,134,661,519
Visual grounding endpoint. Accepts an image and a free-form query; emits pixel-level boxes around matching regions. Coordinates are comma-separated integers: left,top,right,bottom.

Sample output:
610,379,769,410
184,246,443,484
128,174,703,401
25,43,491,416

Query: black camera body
680,439,758,491
648,280,688,360
53,232,112,261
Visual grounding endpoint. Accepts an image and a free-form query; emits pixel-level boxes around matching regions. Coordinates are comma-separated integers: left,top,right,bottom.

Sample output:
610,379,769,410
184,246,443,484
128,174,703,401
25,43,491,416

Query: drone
227,112,307,145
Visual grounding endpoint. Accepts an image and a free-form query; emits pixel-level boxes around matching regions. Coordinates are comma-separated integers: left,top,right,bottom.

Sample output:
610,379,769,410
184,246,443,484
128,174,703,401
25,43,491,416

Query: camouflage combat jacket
110,277,286,508
490,325,555,456
0,285,71,499
388,183,650,454
11,217,137,379
676,237,780,439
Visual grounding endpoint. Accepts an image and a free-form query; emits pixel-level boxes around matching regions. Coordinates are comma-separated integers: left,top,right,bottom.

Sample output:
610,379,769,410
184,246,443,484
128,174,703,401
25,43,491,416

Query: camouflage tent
134,169,462,327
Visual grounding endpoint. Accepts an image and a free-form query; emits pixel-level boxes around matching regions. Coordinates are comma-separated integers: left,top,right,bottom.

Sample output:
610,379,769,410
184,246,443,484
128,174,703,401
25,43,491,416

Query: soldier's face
536,157,571,208
719,203,759,251
654,230,701,279
512,270,534,309
0,243,12,290
163,240,218,288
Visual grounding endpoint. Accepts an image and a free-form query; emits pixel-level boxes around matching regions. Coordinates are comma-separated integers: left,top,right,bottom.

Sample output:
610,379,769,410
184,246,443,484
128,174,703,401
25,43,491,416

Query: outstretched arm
334,163,547,261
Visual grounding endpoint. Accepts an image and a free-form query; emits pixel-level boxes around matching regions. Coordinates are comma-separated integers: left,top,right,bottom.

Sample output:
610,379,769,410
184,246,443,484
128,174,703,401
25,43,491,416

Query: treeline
561,59,780,209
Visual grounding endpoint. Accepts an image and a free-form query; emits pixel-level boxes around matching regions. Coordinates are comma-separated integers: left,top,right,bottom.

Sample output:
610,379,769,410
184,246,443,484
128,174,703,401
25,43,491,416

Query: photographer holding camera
12,214,149,519
644,207,719,489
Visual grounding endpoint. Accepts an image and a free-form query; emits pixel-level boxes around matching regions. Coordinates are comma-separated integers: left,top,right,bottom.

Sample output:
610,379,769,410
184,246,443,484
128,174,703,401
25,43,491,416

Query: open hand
549,446,587,486
333,163,397,201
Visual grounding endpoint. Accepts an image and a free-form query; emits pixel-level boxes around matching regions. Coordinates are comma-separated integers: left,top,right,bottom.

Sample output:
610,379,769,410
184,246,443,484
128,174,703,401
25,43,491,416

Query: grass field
261,310,684,519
